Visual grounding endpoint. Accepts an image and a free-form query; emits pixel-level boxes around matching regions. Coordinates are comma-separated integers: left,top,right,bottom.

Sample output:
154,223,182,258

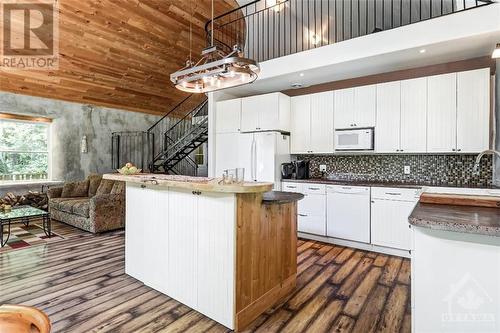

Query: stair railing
148,98,208,174
205,0,494,64
146,94,206,164
161,99,208,160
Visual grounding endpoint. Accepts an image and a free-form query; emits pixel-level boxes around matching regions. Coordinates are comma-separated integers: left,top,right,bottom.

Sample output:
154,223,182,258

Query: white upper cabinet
240,92,290,132
376,81,401,153
354,85,377,128
334,88,355,129
427,73,457,152
214,132,240,177
290,91,334,154
334,85,376,129
456,68,490,153
401,77,427,153
290,95,311,153
310,91,334,153
215,99,241,133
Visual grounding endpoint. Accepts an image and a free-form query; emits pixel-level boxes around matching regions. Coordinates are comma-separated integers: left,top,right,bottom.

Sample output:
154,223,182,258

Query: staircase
111,95,208,176
149,99,208,174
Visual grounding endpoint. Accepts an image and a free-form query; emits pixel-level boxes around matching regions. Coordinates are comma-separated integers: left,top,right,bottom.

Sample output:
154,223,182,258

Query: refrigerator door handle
251,138,256,181
253,138,257,181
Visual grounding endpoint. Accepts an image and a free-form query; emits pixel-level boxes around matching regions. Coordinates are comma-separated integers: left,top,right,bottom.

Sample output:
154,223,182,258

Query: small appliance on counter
293,160,310,179
281,162,294,179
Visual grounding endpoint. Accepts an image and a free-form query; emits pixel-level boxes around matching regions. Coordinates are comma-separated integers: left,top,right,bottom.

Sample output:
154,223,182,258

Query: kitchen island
103,173,303,331
409,202,500,333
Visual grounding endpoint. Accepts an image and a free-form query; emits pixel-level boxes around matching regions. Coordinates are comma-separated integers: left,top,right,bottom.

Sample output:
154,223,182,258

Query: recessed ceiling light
299,73,305,77
492,43,500,59
419,49,426,54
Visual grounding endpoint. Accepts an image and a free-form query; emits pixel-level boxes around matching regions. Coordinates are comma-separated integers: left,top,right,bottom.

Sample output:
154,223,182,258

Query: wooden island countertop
103,173,273,193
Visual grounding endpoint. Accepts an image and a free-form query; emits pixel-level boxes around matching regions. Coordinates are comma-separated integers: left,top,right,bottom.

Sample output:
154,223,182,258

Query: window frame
0,113,52,182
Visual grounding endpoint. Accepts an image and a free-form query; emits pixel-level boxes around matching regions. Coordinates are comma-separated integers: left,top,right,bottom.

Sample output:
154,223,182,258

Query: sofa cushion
110,181,125,194
71,199,90,218
88,174,103,197
61,180,89,198
96,179,115,195
50,197,87,212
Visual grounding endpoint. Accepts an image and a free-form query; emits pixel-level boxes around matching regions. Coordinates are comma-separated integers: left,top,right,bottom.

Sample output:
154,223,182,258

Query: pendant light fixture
170,0,260,93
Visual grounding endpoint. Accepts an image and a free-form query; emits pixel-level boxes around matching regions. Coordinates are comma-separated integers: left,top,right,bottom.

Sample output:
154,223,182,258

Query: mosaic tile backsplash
295,154,493,188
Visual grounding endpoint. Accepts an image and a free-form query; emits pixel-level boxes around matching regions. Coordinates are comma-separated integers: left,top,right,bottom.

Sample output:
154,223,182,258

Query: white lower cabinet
282,182,326,235
284,182,421,253
370,187,420,251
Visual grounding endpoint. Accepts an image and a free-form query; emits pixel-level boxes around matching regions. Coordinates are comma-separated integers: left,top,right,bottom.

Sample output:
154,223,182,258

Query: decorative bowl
117,168,142,175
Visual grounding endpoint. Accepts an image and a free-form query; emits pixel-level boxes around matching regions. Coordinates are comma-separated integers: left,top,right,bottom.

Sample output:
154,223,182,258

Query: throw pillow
88,174,103,197
96,179,115,195
61,179,90,198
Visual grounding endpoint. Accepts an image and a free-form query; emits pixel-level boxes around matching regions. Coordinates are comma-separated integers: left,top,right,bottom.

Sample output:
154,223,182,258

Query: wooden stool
0,305,51,333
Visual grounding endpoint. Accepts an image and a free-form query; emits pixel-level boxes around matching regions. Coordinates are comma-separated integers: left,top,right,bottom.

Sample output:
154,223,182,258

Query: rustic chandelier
170,0,260,93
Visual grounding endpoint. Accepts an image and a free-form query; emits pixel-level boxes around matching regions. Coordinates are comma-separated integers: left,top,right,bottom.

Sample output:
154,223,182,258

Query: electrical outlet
319,165,327,172
404,165,411,175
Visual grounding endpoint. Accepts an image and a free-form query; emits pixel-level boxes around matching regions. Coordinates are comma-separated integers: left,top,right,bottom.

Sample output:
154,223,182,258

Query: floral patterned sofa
48,174,125,233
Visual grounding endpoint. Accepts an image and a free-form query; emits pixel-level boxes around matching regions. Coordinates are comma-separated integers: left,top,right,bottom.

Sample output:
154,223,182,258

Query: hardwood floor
0,225,411,333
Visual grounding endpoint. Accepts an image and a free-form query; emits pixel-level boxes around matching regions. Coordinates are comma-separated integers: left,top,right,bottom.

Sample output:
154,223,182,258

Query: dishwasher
326,185,371,243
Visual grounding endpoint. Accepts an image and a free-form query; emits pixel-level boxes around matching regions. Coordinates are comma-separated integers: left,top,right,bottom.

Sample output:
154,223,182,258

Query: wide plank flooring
0,226,411,332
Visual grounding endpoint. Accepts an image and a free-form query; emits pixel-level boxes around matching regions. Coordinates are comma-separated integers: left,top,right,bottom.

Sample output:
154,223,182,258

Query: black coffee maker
293,160,310,179
281,163,294,179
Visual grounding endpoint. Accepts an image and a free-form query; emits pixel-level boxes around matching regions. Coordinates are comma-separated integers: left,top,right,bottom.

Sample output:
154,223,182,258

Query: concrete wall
0,91,160,182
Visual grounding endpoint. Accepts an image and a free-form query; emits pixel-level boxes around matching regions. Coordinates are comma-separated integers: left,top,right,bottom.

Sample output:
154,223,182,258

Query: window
0,114,51,182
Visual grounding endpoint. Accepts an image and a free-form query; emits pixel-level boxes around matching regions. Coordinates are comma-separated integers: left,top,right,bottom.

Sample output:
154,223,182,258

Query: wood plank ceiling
0,0,240,115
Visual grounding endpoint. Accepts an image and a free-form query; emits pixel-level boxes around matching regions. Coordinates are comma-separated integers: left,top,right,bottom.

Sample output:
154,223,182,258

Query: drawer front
304,184,326,195
371,187,421,201
282,182,303,193
298,215,327,236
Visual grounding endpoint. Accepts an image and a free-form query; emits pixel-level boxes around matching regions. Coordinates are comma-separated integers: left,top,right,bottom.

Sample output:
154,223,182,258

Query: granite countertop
409,202,500,237
281,178,422,189
262,191,304,204
282,178,499,190
103,173,273,194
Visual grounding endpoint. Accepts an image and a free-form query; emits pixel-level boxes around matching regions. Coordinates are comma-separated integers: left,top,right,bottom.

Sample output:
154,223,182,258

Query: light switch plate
404,165,411,174
319,165,327,172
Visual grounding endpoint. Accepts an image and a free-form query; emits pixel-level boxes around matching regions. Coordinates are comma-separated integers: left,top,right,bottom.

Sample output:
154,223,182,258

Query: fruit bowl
117,168,142,175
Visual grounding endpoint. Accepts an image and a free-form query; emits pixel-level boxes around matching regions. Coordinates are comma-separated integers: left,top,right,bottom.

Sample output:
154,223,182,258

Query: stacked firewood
0,192,48,211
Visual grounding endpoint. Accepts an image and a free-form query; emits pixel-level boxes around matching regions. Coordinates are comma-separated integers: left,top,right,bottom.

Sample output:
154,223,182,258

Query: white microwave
335,128,374,151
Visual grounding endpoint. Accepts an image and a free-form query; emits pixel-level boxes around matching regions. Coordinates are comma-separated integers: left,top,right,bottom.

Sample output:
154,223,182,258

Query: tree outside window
0,118,50,182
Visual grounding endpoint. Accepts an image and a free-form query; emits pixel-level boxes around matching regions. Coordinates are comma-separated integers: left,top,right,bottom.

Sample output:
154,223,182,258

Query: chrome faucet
473,150,500,175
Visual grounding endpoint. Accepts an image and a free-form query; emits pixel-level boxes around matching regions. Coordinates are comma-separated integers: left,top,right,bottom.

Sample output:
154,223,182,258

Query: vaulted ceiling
0,0,240,115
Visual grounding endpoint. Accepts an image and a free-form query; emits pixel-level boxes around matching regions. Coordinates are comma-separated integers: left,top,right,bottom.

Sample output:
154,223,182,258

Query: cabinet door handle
192,191,201,195
385,192,402,196
298,214,308,217
452,148,456,151
287,186,297,189
308,187,320,190
457,149,462,152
